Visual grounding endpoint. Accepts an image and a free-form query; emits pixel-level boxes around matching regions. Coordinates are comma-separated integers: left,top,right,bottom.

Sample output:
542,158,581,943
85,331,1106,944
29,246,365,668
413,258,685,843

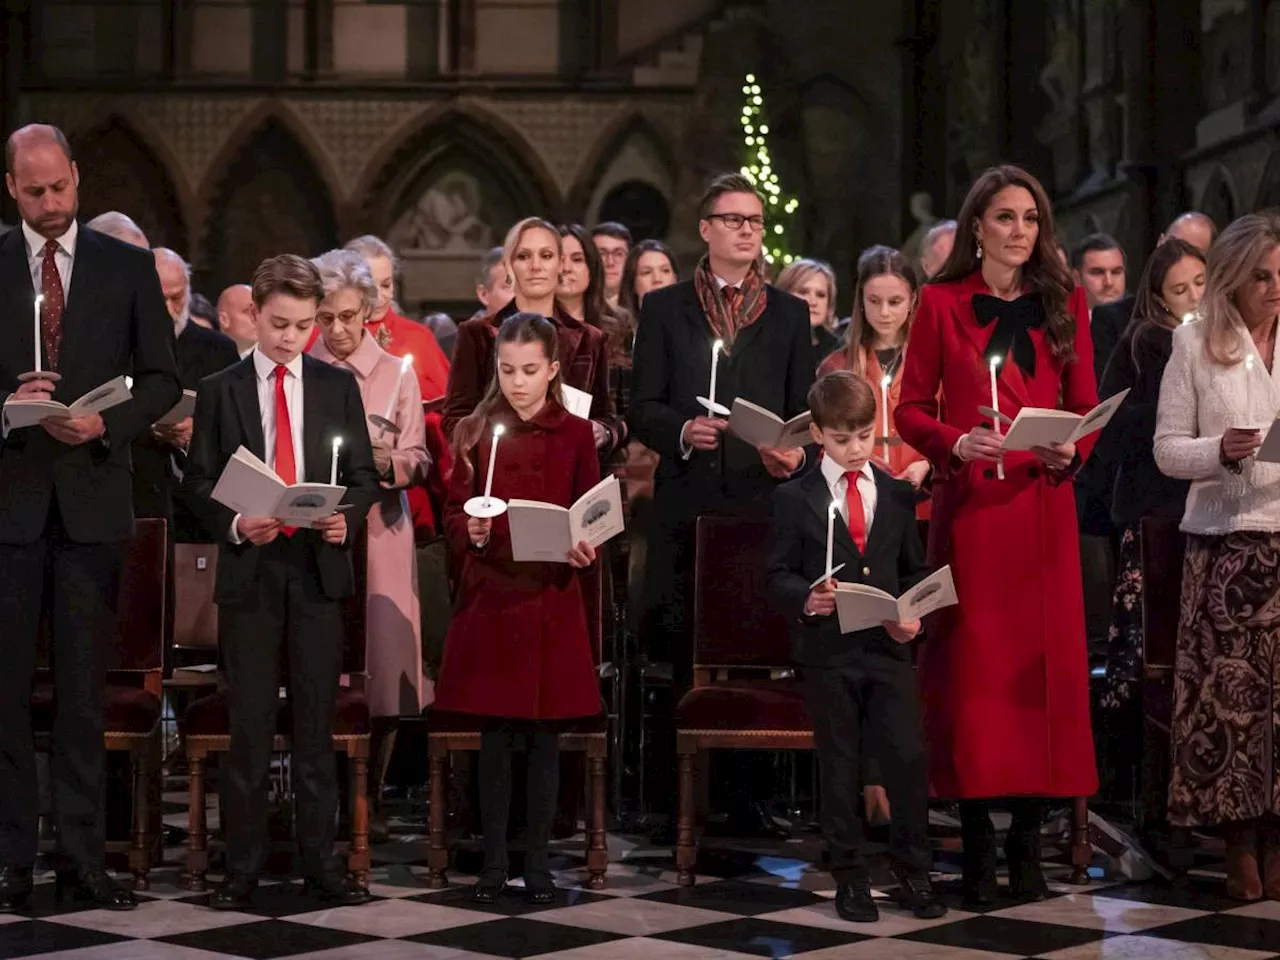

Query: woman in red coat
434,313,602,905
895,165,1098,909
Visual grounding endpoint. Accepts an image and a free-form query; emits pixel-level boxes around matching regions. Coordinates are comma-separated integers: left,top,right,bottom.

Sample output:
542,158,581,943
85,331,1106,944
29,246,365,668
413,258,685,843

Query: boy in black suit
768,371,944,923
182,255,380,910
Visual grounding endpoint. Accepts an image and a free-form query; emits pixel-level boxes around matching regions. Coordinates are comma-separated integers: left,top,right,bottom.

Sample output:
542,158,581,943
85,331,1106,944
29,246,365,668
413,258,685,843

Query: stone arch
569,112,677,229
1198,164,1240,229
1254,146,1280,211
72,114,188,251
199,117,339,295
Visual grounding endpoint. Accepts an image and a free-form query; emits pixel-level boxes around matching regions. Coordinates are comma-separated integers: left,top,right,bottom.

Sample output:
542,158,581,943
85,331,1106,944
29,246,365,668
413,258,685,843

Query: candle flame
881,374,892,388
332,436,342,449
402,354,413,367
988,355,1001,370
35,294,43,306
713,339,723,353
1181,311,1196,324
493,424,506,437
1247,354,1255,372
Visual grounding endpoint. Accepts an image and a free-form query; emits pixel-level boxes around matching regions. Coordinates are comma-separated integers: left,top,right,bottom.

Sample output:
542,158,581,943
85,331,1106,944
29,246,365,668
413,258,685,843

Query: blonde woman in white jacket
1153,211,1280,902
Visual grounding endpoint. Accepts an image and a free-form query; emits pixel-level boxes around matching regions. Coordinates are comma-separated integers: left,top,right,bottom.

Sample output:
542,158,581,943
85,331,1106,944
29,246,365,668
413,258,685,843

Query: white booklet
727,398,813,449
156,389,197,426
507,474,625,562
2,376,133,433
560,384,593,420
1255,418,1280,462
210,446,346,524
1000,389,1130,452
834,565,958,634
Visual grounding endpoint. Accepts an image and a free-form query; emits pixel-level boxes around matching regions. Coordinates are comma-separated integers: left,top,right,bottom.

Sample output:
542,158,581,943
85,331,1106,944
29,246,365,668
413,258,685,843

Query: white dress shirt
23,219,77,297
229,349,306,542
820,454,877,538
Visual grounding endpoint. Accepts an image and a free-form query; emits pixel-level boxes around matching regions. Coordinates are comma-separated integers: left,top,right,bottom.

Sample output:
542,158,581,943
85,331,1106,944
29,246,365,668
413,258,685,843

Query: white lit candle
707,339,723,414
989,355,1004,480
880,372,892,462
483,424,505,501
33,294,43,372
330,436,342,485
384,354,412,422
825,500,836,577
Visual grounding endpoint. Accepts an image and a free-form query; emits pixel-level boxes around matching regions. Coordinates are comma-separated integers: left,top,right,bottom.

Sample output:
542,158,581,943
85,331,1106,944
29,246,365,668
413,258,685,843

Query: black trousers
478,723,559,883
218,536,344,880
0,498,123,871
801,651,931,882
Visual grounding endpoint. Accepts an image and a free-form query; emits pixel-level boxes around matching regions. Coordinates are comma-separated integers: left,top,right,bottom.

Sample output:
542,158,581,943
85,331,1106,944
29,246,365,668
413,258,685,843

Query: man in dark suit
134,247,239,540
0,124,181,911
630,172,815,836
182,255,380,909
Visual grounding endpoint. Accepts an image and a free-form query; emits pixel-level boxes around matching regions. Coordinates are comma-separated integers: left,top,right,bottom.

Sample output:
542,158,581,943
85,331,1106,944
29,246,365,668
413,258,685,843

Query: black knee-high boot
478,731,515,886
1006,798,1048,901
959,799,997,908
523,732,560,894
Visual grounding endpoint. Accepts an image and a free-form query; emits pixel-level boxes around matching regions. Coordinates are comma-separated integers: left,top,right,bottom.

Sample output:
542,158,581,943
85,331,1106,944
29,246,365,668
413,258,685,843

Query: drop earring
975,238,983,260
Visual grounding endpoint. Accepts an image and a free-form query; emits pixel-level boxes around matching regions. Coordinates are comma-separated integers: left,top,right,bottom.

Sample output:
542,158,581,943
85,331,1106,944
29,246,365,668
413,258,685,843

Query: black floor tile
656,916,872,957
638,878,828,915
898,914,1111,955
159,919,382,959
0,919,127,958
408,916,625,958
408,882,612,916
1087,877,1245,912
1144,912,1280,952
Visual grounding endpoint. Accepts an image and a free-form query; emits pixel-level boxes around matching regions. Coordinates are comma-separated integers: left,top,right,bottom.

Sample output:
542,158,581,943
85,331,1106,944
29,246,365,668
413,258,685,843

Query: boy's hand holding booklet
211,446,346,525
834,565,958,635
507,474,625,563
996,389,1129,452
2,376,132,435
727,398,812,450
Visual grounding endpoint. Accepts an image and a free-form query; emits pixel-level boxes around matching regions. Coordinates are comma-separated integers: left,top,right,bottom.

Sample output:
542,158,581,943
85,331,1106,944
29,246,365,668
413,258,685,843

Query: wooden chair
32,518,168,890
181,538,371,889
425,572,609,890
674,516,814,885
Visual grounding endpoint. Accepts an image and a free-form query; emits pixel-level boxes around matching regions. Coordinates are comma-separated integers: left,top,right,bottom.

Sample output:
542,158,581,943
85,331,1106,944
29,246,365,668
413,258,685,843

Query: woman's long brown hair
842,246,918,377
558,223,633,361
451,312,564,482
619,239,679,318
933,164,1078,362
1126,238,1205,373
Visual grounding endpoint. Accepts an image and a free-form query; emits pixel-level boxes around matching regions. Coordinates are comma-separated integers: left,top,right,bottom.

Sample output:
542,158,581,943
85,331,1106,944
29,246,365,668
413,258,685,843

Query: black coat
1090,295,1135,386
0,225,180,544
181,354,381,604
629,279,816,619
767,466,928,667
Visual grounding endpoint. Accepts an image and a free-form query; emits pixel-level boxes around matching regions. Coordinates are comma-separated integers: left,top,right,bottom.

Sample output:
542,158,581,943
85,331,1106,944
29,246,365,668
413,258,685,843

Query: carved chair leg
129,743,151,890
349,745,370,887
427,745,449,888
186,752,208,891
1068,796,1092,885
675,746,697,886
585,750,608,889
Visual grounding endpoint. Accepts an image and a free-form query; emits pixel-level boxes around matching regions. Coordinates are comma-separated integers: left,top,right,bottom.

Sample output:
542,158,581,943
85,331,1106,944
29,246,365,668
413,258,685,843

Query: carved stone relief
388,170,495,253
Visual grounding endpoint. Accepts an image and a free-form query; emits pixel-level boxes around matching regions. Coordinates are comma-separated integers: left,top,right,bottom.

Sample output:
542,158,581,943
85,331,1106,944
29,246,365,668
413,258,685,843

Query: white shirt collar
714,274,742,291
252,347,303,382
174,314,189,338
22,219,77,259
820,454,874,492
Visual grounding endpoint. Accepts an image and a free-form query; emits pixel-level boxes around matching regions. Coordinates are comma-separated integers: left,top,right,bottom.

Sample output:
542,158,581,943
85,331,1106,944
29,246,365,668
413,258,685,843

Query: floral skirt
1100,523,1144,710
1168,531,1280,827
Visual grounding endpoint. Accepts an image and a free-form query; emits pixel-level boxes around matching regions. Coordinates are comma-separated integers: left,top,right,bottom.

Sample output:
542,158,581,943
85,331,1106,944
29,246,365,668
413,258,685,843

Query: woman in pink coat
310,249,431,838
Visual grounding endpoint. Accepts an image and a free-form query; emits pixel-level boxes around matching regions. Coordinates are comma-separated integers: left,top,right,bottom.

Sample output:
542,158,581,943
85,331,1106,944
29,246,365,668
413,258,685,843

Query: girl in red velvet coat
434,312,602,905
895,165,1099,910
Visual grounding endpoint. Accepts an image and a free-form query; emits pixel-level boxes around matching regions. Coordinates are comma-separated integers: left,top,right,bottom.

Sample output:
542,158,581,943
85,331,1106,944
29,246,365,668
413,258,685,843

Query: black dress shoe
209,876,257,911
893,868,948,920
303,873,373,906
471,876,506,904
0,866,33,913
835,879,879,923
55,869,137,911
1007,860,1050,902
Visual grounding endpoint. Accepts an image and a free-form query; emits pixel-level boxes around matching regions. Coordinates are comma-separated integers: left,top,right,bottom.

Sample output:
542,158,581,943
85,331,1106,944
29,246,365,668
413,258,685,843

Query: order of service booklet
211,446,346,524
998,388,1130,452
507,474,625,562
727,398,813,449
834,565,959,635
560,384,593,420
2,376,133,434
156,389,197,426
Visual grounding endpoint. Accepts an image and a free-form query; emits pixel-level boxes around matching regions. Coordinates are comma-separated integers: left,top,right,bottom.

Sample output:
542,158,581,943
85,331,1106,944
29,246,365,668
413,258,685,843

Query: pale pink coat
311,332,432,716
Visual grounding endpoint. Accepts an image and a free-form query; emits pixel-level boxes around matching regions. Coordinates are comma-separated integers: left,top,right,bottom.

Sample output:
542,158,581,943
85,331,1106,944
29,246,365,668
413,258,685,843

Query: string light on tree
738,73,800,266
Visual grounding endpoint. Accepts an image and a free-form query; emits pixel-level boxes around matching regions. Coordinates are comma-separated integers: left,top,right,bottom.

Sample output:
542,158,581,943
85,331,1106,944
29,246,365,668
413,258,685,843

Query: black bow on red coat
971,293,1047,377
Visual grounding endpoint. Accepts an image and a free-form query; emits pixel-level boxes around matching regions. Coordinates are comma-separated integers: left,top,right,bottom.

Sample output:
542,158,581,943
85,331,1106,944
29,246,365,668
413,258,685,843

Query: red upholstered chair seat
426,710,607,736
31,683,162,736
675,684,812,732
184,688,370,738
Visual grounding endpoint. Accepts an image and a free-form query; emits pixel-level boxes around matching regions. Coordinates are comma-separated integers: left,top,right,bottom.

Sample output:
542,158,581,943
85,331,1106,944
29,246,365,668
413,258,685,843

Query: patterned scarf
693,255,768,352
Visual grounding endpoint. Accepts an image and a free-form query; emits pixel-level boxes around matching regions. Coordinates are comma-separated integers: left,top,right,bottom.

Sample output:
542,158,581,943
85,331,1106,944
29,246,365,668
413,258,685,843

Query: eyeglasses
317,309,362,325
597,249,629,262
705,213,766,232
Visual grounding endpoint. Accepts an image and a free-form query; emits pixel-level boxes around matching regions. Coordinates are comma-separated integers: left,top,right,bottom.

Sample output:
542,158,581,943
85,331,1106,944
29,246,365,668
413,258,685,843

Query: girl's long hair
619,239,680,318
842,245,919,377
1201,212,1280,366
558,223,633,361
933,163,1078,361
775,258,838,330
1126,238,1206,372
451,312,563,481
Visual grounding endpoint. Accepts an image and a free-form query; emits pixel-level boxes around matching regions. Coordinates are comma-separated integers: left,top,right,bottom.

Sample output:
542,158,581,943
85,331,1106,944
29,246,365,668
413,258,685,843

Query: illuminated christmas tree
739,73,800,267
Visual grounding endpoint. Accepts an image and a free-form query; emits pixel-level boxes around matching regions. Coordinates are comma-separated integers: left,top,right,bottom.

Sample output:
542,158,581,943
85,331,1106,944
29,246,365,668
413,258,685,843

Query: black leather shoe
471,876,506,904
209,876,257,911
0,866,33,913
1007,859,1050,902
525,873,556,904
54,869,137,911
893,868,948,919
835,879,879,923
303,873,372,906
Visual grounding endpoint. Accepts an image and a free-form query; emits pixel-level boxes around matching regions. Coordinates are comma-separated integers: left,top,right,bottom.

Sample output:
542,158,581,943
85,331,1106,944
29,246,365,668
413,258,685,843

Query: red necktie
274,365,297,536
844,470,867,553
41,242,65,370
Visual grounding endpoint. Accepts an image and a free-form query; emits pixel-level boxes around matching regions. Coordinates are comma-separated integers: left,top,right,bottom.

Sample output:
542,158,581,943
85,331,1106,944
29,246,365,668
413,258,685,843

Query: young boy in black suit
182,255,380,910
767,371,945,922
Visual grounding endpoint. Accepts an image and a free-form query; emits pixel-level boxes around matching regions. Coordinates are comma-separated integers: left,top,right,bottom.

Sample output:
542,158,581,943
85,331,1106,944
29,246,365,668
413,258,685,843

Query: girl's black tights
478,727,560,887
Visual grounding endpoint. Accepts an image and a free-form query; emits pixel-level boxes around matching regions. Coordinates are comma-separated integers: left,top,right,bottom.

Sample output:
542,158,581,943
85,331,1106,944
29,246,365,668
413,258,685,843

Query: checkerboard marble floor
3,803,1277,960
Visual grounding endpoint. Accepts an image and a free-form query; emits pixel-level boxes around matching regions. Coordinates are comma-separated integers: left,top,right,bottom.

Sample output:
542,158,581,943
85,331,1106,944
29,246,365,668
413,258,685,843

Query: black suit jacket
134,321,241,531
1090,295,1135,386
767,465,928,667
0,225,181,544
180,354,380,605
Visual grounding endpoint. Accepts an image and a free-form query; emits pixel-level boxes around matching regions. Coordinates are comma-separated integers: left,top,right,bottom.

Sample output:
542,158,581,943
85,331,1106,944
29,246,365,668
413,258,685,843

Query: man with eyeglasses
591,222,632,307
630,172,815,839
